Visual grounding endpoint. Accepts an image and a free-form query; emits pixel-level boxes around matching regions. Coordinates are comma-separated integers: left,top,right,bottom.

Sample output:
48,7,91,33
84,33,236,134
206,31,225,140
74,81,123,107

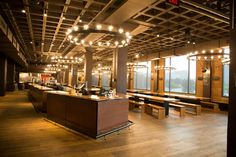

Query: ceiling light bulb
121,40,125,45
106,41,110,46
83,25,89,30
187,41,190,44
195,51,198,54
98,42,102,46
115,41,119,46
21,10,26,13
157,34,160,37
60,56,62,58
193,42,196,44
44,13,47,17
89,41,93,45
73,26,78,31
210,50,214,53
51,57,54,60
65,56,68,59
135,54,139,58
219,49,223,53
73,38,78,42
218,55,221,59
30,41,33,44
170,37,174,40
204,56,207,60
118,28,124,34
79,19,82,23
81,39,85,44
198,56,201,60
96,24,102,30
128,35,132,39
108,25,113,31
62,16,66,20
67,28,72,33
125,32,130,36
68,35,73,39
202,50,206,54
98,63,101,67
211,56,214,59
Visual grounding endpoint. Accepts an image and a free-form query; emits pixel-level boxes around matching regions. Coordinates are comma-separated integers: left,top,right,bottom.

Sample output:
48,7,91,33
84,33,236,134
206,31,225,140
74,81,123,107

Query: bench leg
158,109,165,119
213,105,220,112
196,106,201,115
129,103,135,110
144,105,153,115
180,108,185,117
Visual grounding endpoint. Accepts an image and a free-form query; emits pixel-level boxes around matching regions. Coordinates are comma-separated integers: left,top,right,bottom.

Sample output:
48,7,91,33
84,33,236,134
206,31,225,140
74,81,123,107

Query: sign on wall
166,0,180,6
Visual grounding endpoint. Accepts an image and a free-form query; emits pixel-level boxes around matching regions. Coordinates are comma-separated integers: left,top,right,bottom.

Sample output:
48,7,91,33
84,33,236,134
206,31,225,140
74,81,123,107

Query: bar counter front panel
46,91,129,138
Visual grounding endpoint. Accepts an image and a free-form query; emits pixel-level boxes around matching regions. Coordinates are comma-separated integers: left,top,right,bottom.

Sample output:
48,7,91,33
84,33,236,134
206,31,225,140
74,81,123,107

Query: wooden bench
129,100,145,111
171,101,201,115
144,104,165,119
169,103,185,117
200,101,220,112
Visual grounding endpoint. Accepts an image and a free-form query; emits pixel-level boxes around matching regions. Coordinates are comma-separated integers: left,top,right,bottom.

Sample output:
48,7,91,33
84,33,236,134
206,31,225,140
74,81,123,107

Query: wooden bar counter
28,84,54,112
46,91,129,138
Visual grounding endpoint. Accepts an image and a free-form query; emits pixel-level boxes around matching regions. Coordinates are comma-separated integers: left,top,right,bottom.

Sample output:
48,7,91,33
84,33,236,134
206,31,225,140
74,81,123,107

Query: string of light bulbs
65,23,132,48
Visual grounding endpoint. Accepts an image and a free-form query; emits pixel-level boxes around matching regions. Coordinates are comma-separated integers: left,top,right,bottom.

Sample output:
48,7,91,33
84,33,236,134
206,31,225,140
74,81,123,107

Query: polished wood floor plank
0,91,227,157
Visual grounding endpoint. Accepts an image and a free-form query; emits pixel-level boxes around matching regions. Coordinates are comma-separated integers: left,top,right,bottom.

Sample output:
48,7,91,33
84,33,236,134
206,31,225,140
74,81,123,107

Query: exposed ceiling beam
41,1,48,53
23,0,36,53
46,0,71,59
56,0,94,54
181,0,230,24
3,3,31,60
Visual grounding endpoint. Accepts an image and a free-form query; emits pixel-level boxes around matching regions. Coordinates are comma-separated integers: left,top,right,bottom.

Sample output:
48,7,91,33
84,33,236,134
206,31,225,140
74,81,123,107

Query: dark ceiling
0,0,231,66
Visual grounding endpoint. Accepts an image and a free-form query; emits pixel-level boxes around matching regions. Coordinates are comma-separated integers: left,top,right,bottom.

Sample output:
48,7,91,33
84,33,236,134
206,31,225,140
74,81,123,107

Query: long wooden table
128,90,210,102
127,93,178,116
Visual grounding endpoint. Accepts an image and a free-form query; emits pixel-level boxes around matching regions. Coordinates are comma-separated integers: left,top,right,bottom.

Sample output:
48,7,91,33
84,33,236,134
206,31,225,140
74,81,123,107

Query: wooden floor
0,91,227,157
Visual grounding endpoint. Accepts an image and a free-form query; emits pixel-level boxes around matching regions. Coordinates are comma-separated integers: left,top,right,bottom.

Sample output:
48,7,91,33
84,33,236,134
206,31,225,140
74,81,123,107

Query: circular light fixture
66,23,131,48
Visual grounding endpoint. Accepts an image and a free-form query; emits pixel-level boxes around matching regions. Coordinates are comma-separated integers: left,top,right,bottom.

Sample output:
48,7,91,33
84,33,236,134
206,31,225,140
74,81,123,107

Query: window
164,55,196,94
92,72,99,86
101,71,111,87
133,61,151,90
223,64,229,97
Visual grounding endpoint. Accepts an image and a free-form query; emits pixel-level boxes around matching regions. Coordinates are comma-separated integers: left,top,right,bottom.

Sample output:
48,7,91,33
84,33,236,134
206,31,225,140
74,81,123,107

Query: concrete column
84,48,93,88
7,61,15,91
0,57,7,96
72,64,78,86
228,0,236,156
64,67,69,85
151,60,158,92
112,47,128,94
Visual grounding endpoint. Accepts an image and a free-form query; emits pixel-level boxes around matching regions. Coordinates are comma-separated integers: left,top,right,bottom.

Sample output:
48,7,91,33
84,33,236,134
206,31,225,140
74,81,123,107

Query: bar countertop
45,90,127,102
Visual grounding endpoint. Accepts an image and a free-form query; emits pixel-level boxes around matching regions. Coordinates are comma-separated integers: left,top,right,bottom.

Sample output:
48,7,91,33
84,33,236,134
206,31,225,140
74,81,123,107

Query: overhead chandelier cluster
66,23,132,48
45,64,69,73
51,56,83,64
187,48,230,61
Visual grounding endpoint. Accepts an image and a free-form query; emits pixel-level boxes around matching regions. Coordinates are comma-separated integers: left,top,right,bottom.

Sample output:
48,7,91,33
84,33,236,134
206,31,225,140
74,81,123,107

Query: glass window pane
189,59,196,94
170,55,188,93
133,61,151,90
101,71,111,87
92,73,99,86
223,64,229,97
164,58,170,92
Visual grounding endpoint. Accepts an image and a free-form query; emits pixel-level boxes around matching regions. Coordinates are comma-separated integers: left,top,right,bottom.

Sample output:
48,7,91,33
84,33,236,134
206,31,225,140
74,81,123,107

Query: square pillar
84,48,93,88
0,57,7,96
7,61,15,91
112,47,128,94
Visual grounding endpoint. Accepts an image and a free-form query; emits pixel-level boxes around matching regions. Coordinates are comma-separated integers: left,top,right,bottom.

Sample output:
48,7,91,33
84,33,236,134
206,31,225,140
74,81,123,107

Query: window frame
164,56,197,94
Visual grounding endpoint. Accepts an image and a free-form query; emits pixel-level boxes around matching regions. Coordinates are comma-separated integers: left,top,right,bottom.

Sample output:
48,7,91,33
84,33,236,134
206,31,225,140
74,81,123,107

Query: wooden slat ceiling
0,0,230,65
